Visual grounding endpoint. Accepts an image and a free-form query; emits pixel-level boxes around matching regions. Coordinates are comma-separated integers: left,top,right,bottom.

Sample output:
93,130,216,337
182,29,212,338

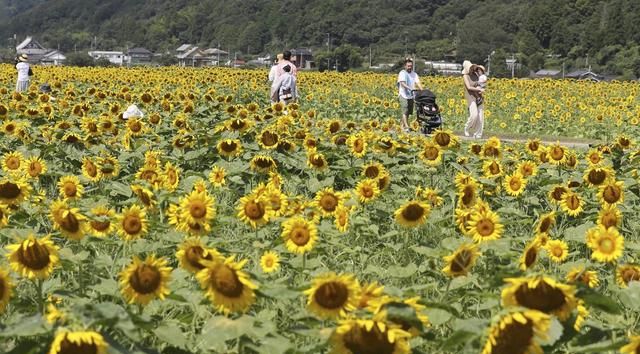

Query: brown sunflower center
84,162,98,178
598,237,615,254
588,170,607,185
290,226,311,246
63,182,77,197
521,165,533,176
123,214,142,235
551,187,567,201
552,246,564,257
476,218,495,237
90,219,111,232
129,121,142,133
244,200,265,220
212,264,243,297
59,211,80,233
59,337,98,354
451,250,472,273
5,157,20,170
471,144,482,154
622,268,640,284
254,157,274,169
189,201,207,218
600,212,618,228
484,146,500,158
129,264,161,294
461,186,475,206
602,185,621,204
320,194,339,212
488,162,501,175
364,166,380,178
361,186,374,198
28,162,42,176
261,131,278,147
424,147,439,160
524,247,538,268
539,217,553,233
329,122,340,133
550,147,565,160
17,241,51,270
186,246,211,270
565,194,580,210
514,281,567,313
343,325,395,354
310,155,325,167
0,182,21,199
402,204,425,222
314,281,349,309
491,320,534,354
509,177,522,191
434,133,451,147
353,140,364,153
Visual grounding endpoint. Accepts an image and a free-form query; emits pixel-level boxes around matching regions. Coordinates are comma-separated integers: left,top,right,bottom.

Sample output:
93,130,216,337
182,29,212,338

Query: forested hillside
1,0,639,76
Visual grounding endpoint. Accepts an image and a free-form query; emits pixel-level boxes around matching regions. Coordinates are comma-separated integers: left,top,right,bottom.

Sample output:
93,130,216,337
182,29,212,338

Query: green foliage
65,52,95,67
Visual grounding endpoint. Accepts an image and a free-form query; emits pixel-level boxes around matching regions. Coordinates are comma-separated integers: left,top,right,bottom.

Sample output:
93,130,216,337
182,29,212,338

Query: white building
16,36,66,65
424,61,463,76
88,51,129,65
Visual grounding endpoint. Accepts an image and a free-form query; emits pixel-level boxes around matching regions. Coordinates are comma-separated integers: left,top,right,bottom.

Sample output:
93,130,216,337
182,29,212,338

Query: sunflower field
1,64,640,354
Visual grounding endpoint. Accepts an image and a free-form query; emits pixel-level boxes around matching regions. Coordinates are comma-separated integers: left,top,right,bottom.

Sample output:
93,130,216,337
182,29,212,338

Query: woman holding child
462,60,486,139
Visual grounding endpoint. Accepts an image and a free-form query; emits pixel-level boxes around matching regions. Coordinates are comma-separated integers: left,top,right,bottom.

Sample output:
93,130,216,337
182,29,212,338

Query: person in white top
15,54,31,93
268,53,284,83
275,50,298,79
271,64,297,105
397,58,423,132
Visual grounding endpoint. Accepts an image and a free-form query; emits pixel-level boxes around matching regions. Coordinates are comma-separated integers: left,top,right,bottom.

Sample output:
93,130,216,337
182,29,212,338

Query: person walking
15,54,31,93
268,53,284,83
271,64,296,105
397,58,423,132
462,60,486,138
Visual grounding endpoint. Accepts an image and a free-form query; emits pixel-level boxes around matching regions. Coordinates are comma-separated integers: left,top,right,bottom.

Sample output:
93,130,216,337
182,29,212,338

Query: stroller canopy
414,89,437,103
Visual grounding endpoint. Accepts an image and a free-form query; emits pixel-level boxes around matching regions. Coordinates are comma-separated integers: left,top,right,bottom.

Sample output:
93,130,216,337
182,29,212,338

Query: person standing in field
397,58,423,132
268,53,284,103
15,54,31,93
271,64,296,105
271,50,298,103
462,60,486,138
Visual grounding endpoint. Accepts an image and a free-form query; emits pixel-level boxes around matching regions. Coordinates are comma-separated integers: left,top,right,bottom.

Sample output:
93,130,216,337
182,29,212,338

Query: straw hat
470,63,486,74
462,60,472,75
18,54,28,62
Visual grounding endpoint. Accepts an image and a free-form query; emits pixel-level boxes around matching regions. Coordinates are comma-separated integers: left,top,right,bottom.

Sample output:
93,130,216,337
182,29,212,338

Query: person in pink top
275,50,297,78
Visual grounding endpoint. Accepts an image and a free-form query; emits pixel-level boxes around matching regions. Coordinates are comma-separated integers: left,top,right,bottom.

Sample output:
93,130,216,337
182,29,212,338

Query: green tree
65,52,94,67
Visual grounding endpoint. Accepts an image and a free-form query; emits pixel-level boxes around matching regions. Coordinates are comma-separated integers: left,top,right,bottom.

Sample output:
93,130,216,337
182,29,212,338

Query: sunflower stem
439,278,452,302
36,279,44,314
302,253,306,271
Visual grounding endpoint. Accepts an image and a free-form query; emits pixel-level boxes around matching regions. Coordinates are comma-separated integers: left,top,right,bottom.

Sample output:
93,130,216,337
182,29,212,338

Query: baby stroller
414,89,443,135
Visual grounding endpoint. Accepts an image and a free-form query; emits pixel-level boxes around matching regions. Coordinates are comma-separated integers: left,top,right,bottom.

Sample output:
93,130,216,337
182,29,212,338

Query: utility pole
511,53,515,78
326,32,331,71
217,42,220,66
369,45,372,68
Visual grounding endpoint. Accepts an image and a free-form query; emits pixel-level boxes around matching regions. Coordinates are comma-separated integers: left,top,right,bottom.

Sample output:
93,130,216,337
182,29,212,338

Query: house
424,61,463,76
176,46,211,67
88,51,128,65
202,48,228,65
565,69,604,82
16,36,66,65
290,48,313,69
127,47,153,64
40,50,67,66
534,69,561,79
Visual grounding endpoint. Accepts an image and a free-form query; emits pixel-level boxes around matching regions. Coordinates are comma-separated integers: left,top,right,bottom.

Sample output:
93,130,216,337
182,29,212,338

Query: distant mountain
1,0,639,77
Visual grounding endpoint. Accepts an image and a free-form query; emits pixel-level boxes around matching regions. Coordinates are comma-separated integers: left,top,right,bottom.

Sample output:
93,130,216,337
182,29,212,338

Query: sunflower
48,330,108,354
597,204,622,228
585,148,603,166
216,139,243,158
442,244,480,277
6,234,59,279
97,156,120,179
0,267,13,313
616,264,640,287
432,129,458,148
587,225,624,263
81,157,101,182
305,272,360,319
615,135,633,150
163,162,180,191
179,190,216,227
260,251,280,273
49,200,87,240
482,159,503,178
88,205,114,237
1,151,24,174
282,216,318,254
394,200,431,228
547,143,567,165
346,134,367,158
598,180,624,206
176,237,222,274
516,160,538,178
357,282,385,309
249,155,277,173
377,171,391,191
23,156,47,179
501,276,577,320
583,165,613,187
0,176,31,205
620,334,640,354
355,179,381,204
468,209,503,243
57,175,84,200
307,149,329,171
314,188,345,217
208,165,226,187
131,184,156,209
263,188,288,218
559,190,584,217
0,203,10,228
519,240,541,271
503,173,527,197
116,205,148,241
119,254,171,305
548,184,568,204
416,187,444,207
330,317,411,354
362,162,386,179
546,239,569,263
334,205,351,233
566,267,600,288
196,256,257,314
481,310,551,354
236,193,272,229
257,129,279,149
419,142,443,166
457,181,479,209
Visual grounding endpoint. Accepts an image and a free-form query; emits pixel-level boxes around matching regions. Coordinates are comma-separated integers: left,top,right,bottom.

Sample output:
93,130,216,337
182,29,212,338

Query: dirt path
452,131,600,149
